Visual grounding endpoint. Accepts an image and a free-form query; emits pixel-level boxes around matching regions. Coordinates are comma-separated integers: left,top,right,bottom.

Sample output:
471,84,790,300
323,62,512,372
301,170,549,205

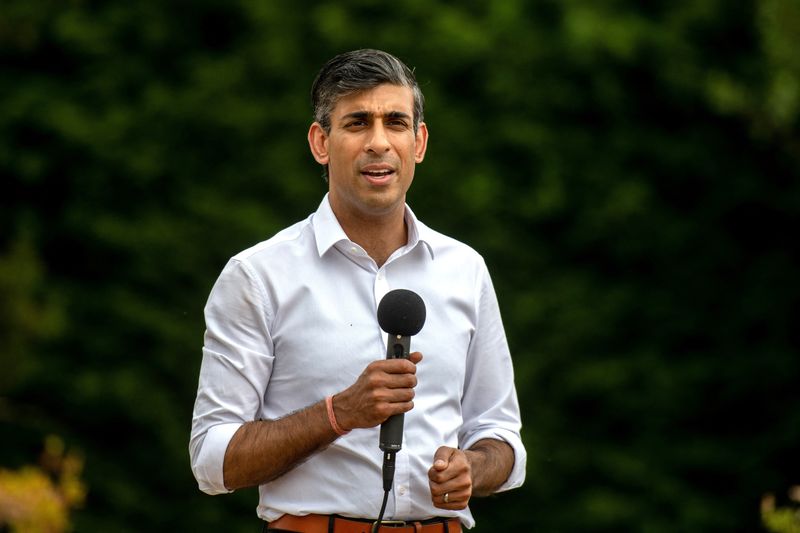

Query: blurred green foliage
1,0,798,531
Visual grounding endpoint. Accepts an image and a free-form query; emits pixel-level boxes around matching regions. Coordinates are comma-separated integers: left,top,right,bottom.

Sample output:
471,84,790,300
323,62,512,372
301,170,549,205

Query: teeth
365,170,392,176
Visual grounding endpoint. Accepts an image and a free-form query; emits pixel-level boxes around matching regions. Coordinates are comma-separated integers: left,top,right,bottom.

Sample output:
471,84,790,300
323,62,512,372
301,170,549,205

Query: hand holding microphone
331,352,422,431
328,290,426,435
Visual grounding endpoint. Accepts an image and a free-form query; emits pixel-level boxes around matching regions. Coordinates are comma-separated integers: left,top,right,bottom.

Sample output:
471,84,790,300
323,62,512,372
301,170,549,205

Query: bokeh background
2,0,799,531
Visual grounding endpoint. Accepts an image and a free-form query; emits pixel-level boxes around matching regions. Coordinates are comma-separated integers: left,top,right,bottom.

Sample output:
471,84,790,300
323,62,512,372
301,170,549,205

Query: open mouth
363,169,393,177
361,166,395,183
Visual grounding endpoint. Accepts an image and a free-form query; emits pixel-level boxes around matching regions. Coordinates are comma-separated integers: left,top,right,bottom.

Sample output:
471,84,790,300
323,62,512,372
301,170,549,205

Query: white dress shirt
189,194,526,528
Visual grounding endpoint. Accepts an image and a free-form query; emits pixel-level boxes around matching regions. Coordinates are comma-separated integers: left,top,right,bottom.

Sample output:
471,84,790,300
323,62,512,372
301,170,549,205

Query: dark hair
311,49,425,134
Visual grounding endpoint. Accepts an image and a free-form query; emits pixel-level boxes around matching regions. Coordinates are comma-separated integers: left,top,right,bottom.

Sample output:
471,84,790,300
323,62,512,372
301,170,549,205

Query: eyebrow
341,110,412,122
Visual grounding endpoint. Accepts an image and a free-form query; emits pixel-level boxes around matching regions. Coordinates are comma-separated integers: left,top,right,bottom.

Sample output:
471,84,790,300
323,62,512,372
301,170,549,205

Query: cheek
331,141,359,163
328,147,348,168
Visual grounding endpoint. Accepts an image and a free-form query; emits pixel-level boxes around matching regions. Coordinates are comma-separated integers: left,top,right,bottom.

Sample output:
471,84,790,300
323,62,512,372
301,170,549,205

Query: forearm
464,438,515,497
222,399,339,490
221,354,420,491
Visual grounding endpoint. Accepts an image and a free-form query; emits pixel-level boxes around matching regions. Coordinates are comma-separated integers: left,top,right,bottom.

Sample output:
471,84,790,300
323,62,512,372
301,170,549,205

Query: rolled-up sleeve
458,262,527,491
189,258,275,494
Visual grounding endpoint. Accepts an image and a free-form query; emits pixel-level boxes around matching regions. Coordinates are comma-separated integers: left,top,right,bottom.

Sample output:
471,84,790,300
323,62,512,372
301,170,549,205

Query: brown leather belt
267,513,462,533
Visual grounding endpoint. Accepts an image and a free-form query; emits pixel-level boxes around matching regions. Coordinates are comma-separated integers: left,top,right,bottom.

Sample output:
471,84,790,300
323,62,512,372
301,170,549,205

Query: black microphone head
377,289,426,336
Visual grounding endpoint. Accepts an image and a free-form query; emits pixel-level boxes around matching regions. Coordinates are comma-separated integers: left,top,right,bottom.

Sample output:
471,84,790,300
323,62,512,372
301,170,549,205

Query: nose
364,123,391,154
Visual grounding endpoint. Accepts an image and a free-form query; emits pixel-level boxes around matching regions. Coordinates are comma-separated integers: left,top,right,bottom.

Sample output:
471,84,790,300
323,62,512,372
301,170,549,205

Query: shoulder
417,219,486,267
231,214,316,266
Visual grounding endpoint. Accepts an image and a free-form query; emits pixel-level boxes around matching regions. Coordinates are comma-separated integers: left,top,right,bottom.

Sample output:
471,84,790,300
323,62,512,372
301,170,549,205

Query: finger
408,351,423,364
382,387,416,404
431,446,455,472
387,373,417,389
375,358,419,375
433,489,470,510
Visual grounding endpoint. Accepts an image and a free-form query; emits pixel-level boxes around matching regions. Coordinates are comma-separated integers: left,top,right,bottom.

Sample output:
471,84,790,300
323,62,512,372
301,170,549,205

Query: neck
332,204,408,268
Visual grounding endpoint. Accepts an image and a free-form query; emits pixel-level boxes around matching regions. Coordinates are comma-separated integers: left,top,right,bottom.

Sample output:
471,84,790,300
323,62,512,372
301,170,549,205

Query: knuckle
369,391,386,408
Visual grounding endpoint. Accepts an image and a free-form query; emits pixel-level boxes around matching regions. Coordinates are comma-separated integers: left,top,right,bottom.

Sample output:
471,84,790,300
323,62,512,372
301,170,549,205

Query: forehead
331,84,414,120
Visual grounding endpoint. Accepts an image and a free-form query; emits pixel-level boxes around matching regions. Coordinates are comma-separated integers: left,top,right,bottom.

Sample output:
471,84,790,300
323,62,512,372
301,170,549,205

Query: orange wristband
325,395,349,436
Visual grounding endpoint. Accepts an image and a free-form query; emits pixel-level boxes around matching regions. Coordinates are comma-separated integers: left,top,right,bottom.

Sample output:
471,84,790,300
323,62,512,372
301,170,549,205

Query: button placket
394,450,412,517
374,268,390,308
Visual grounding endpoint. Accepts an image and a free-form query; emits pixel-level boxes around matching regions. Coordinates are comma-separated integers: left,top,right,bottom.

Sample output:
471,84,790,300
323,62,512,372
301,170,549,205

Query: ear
414,122,429,163
308,122,329,165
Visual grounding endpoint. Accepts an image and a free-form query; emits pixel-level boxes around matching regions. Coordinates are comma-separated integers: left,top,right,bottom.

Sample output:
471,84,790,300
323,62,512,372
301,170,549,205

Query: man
190,49,526,532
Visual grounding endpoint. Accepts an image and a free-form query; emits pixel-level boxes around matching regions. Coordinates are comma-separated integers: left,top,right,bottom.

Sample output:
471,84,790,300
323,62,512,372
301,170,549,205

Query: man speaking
189,49,526,532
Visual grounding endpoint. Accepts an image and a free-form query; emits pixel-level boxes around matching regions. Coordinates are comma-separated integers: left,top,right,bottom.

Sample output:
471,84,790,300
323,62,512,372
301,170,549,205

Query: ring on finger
444,493,449,504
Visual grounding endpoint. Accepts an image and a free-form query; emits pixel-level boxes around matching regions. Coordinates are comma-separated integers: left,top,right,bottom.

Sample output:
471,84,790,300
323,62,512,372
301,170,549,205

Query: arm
190,257,423,492
223,352,423,490
427,438,514,509
426,262,525,508
223,399,334,490
464,438,515,496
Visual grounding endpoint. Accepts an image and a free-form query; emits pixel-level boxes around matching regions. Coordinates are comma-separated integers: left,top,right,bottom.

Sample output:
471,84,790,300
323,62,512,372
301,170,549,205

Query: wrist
463,448,484,475
465,439,515,497
325,395,350,436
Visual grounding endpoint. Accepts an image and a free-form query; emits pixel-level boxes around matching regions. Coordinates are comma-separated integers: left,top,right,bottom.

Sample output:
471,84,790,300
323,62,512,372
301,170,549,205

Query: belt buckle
371,519,407,531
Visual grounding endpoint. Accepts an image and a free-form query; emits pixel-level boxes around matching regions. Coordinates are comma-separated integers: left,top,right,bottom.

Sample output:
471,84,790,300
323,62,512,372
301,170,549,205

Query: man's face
308,84,428,224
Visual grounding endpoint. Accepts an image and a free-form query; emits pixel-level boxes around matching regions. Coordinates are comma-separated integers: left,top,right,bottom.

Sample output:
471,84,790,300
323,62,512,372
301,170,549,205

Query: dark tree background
1,1,798,531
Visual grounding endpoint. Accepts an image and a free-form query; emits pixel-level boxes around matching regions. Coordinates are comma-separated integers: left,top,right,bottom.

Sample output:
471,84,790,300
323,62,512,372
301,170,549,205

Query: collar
312,193,435,260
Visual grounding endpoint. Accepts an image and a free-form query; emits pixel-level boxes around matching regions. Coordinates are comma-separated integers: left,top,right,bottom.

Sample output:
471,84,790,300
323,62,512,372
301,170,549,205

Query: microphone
376,289,426,491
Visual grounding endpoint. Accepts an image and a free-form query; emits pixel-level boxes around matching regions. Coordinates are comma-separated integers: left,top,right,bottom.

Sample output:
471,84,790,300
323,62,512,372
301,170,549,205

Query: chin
359,194,405,216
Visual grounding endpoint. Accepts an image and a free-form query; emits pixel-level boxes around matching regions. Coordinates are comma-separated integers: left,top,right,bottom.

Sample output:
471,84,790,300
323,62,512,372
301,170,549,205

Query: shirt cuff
461,428,527,492
191,422,242,494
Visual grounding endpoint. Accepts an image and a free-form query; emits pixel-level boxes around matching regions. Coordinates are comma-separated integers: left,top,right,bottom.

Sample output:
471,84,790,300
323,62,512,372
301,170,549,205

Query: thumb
433,446,454,471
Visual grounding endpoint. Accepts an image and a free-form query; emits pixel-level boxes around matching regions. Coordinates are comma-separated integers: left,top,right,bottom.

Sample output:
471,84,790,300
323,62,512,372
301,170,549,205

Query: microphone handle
379,333,411,453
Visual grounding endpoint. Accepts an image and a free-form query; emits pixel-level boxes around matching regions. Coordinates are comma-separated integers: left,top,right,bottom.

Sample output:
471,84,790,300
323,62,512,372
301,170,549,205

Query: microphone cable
371,487,390,533
372,449,395,533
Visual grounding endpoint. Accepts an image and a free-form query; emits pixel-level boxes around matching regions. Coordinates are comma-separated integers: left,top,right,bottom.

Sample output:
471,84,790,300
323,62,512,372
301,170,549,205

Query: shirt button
398,485,407,495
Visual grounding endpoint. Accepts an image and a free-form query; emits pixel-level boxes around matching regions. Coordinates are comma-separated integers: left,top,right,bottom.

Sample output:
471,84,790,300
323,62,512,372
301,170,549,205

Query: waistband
267,513,462,533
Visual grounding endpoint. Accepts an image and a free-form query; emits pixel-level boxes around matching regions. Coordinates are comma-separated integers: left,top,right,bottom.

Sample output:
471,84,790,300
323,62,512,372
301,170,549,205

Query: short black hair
311,49,425,135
